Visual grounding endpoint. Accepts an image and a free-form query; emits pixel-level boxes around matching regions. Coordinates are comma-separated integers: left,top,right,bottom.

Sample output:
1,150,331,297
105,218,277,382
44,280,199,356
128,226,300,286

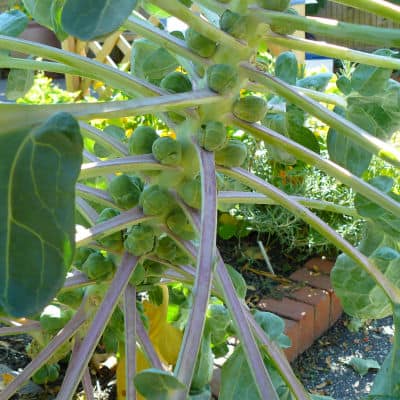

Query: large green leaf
327,106,372,176
134,369,185,400
0,10,28,37
61,0,138,41
23,0,54,29
0,113,83,317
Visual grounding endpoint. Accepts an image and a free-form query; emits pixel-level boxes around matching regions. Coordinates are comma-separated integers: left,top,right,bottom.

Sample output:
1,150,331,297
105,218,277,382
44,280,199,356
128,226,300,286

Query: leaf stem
224,167,400,304
226,116,400,217
253,8,400,47
264,33,400,70
240,63,400,168
218,191,359,217
173,148,217,398
330,0,400,24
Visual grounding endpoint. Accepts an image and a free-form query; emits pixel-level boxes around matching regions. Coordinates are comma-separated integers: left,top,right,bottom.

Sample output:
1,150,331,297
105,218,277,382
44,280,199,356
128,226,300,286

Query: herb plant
0,1,400,399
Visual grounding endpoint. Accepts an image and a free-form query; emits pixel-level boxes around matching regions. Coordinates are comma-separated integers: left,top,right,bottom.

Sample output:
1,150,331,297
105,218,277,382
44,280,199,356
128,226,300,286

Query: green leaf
351,49,394,96
23,0,54,28
0,10,28,37
134,368,185,400
288,125,320,154
336,75,352,95
6,68,35,101
225,264,247,299
61,0,138,41
275,51,298,85
327,106,372,176
0,112,83,317
347,357,380,376
50,0,68,41
296,73,332,92
253,310,291,348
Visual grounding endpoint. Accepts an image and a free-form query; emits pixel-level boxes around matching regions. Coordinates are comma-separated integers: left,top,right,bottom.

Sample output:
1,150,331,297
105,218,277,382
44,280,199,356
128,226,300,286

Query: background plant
0,1,399,399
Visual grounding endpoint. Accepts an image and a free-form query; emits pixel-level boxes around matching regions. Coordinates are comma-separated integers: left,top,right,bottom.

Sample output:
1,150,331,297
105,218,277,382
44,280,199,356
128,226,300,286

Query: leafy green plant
0,1,400,400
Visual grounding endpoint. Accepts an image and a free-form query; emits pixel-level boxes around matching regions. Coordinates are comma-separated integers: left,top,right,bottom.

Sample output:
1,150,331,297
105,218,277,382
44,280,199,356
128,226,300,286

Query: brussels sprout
143,47,179,81
131,38,159,79
128,125,159,155
32,363,60,385
156,169,185,189
270,7,299,35
166,207,196,239
172,246,191,265
178,178,202,209
206,304,231,331
215,139,247,167
124,224,156,256
152,137,182,165
139,184,176,216
145,259,168,276
220,10,247,39
198,120,227,151
82,251,116,281
170,30,185,40
185,28,217,58
257,0,290,11
155,235,178,262
206,64,239,95
232,95,267,123
72,247,96,270
93,125,126,158
129,262,146,286
108,174,143,209
95,208,123,251
160,71,193,93
191,332,214,391
40,305,75,333
57,287,84,308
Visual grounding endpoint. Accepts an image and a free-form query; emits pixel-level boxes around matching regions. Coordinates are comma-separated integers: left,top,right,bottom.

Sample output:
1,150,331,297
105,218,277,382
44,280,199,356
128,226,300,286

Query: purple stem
215,256,279,399
135,312,163,369
0,306,87,399
56,252,139,400
0,322,42,336
63,271,91,289
124,284,137,400
82,368,96,400
173,149,217,399
245,308,310,399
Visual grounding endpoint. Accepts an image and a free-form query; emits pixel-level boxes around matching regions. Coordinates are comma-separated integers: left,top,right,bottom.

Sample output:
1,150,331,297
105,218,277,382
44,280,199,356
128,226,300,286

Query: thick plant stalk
215,257,281,400
0,306,87,399
151,0,251,58
76,184,118,210
79,155,176,180
56,252,139,400
331,0,400,23
0,36,162,98
0,322,42,336
226,116,400,217
76,208,155,247
124,284,137,400
173,149,217,399
225,167,400,305
264,33,400,70
76,197,99,225
218,191,359,217
80,122,129,157
215,257,309,400
126,16,210,67
82,368,96,400
253,8,400,47
135,313,164,369
0,89,219,129
241,63,400,168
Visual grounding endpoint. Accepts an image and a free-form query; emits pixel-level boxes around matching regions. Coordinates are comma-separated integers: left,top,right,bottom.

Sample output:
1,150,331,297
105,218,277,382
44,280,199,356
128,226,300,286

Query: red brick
304,257,335,274
286,286,330,339
330,291,343,325
283,318,300,362
257,297,314,353
290,267,332,291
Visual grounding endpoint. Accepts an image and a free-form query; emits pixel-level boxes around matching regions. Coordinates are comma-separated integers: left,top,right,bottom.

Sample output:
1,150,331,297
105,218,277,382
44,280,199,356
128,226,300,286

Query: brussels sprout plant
0,0,400,399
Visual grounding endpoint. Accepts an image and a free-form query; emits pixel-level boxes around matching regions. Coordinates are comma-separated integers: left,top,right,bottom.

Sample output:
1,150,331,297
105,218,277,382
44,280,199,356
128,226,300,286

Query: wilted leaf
347,357,380,376
6,68,34,101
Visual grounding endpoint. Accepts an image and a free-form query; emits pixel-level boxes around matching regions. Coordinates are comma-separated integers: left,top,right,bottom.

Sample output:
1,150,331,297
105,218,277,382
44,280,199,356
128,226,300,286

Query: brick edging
257,256,343,362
